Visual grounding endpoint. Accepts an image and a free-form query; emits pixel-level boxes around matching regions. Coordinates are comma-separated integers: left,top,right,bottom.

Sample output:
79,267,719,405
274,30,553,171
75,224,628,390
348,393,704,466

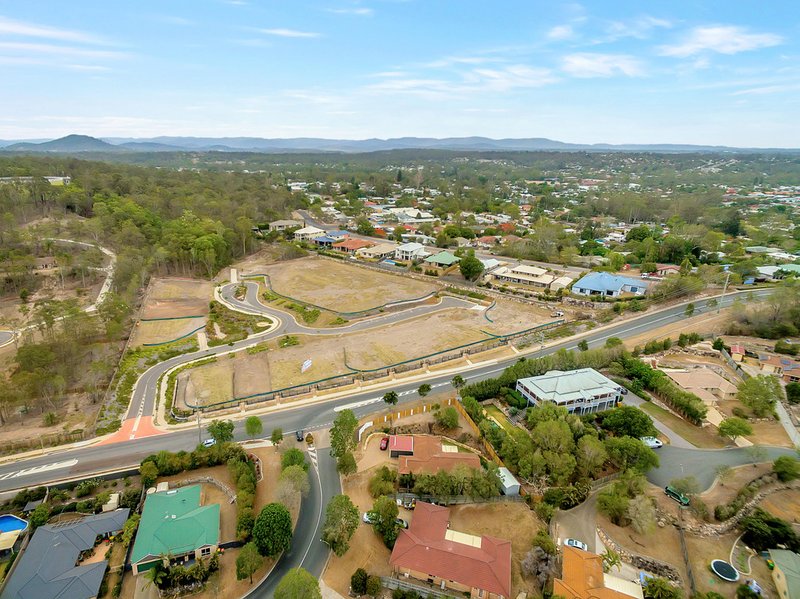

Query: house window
200,547,211,557
478,590,484,598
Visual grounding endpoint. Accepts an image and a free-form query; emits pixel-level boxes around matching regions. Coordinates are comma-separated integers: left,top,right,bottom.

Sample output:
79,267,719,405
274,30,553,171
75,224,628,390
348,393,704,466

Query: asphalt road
247,449,340,598
0,331,12,347
0,287,773,494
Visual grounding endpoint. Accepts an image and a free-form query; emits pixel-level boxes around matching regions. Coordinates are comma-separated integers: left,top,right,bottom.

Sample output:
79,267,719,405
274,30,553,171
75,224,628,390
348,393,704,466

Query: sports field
245,256,439,313
140,278,213,319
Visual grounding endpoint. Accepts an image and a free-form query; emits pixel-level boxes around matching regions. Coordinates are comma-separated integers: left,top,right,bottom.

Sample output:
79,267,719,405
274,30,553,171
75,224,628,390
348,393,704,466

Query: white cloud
467,65,556,91
0,41,127,59
604,15,671,41
423,55,500,69
258,28,321,38
0,15,104,44
327,7,374,16
660,25,782,57
562,53,644,77
547,25,574,41
732,83,800,96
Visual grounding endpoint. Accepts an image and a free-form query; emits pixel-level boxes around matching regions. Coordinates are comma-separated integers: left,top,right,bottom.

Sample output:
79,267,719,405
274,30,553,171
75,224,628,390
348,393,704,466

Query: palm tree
144,562,167,590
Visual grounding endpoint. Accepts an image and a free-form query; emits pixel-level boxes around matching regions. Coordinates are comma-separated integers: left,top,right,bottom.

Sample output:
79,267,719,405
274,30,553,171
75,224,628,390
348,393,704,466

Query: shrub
351,569,368,596
368,466,397,498
366,576,382,597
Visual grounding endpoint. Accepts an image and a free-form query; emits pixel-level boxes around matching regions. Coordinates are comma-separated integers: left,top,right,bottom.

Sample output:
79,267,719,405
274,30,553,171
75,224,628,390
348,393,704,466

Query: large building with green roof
131,485,220,575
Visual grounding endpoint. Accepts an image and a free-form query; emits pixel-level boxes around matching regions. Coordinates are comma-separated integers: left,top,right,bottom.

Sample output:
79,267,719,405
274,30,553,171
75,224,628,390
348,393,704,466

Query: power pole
718,270,731,314
197,409,202,444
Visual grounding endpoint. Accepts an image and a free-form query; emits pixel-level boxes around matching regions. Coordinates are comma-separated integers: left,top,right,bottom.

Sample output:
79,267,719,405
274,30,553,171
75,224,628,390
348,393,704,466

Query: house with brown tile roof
554,546,644,599
391,435,481,475
332,238,374,254
758,354,800,383
664,368,738,402
390,502,512,599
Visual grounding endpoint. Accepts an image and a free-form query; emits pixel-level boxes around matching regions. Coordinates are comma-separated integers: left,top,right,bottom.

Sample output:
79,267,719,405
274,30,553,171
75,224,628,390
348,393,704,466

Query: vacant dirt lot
716,399,793,447
759,488,800,523
130,317,204,347
180,359,235,408
700,463,773,511
141,278,213,319
243,256,439,312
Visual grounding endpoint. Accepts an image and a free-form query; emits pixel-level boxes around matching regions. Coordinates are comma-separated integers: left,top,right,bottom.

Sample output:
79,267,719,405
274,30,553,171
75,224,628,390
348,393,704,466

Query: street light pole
718,270,731,314
197,409,202,444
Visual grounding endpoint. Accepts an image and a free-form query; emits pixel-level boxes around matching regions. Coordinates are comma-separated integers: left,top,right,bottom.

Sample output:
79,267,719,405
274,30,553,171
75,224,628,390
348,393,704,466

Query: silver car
564,538,588,551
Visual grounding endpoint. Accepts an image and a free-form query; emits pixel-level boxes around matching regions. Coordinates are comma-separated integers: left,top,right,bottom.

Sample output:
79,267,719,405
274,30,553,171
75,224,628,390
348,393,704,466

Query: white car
362,512,376,524
564,538,588,551
202,439,216,448
640,436,663,449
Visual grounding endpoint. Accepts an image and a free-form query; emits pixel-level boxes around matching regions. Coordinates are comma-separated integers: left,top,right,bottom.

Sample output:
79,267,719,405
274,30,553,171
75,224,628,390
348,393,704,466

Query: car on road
362,512,376,524
551,310,564,317
640,436,663,449
564,538,588,551
201,439,216,448
380,436,390,451
295,430,304,442
617,386,629,395
396,518,409,529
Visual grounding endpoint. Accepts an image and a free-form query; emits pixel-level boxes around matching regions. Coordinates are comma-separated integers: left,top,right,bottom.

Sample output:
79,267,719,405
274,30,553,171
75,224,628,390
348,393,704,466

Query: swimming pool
0,515,28,534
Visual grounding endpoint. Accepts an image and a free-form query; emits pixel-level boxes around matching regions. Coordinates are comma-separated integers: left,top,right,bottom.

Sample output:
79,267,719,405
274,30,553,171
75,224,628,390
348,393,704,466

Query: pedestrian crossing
307,445,319,471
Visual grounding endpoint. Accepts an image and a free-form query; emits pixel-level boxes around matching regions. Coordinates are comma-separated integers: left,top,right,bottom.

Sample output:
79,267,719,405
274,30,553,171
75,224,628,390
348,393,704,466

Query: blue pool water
0,515,28,533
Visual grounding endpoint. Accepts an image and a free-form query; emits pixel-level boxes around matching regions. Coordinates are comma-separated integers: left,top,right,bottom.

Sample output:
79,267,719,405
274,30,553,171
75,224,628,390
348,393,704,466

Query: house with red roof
332,238,375,254
389,502,512,599
388,435,481,474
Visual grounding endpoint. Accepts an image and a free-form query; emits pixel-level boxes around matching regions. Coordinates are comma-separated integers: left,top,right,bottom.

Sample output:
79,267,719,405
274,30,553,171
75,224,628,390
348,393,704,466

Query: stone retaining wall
597,527,683,585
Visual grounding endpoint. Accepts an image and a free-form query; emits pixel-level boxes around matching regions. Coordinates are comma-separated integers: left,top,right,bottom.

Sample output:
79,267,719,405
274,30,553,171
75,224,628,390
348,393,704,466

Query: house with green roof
131,485,220,575
770,549,800,599
424,251,460,269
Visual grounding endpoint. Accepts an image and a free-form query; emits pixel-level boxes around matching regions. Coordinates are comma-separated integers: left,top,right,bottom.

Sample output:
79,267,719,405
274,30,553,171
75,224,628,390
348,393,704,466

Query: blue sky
0,1,798,146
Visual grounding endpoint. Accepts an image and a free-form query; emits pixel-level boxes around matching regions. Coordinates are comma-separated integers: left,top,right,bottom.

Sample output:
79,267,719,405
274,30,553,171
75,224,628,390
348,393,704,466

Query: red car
380,436,389,451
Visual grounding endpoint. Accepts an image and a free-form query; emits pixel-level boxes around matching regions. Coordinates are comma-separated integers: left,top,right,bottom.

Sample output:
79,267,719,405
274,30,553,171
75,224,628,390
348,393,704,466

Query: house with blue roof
572,272,649,298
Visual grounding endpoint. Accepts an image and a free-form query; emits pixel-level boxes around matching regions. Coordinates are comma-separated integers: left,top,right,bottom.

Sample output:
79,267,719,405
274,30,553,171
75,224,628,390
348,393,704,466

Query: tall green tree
383,391,399,406
368,495,400,547
252,503,293,557
245,416,263,440
718,417,752,443
274,567,321,599
330,409,358,458
322,494,360,556
236,542,263,584
459,250,484,281
207,419,234,444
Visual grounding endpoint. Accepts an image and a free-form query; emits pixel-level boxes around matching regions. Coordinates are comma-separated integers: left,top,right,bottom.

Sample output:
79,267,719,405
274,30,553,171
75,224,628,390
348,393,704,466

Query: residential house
655,264,681,277
729,344,745,362
664,368,738,404
395,242,429,262
475,235,499,249
758,354,800,383
424,251,460,269
401,233,436,246
357,242,398,260
333,239,374,255
516,368,621,415
769,549,800,599
267,219,303,232
325,230,349,241
480,258,503,274
388,435,481,475
572,272,649,298
34,256,56,270
131,485,220,575
313,235,339,248
389,502,512,599
554,546,644,599
3,509,129,599
493,264,555,289
293,226,326,241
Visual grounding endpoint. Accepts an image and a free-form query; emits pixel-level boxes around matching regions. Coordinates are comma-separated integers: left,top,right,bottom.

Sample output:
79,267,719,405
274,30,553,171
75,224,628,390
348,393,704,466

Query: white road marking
0,459,79,481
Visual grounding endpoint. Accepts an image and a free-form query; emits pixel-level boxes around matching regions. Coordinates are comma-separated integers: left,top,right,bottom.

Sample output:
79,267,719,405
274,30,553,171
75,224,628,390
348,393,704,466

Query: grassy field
141,278,213,319
129,318,204,347
250,256,439,312
639,401,726,448
181,360,234,407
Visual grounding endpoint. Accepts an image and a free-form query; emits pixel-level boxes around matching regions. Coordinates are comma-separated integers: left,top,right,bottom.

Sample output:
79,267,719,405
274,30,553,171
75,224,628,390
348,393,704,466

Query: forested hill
0,156,305,301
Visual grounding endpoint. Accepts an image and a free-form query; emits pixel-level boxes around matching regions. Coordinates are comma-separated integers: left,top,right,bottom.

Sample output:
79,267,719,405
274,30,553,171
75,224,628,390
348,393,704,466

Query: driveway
623,394,694,449
646,445,796,491
552,492,600,552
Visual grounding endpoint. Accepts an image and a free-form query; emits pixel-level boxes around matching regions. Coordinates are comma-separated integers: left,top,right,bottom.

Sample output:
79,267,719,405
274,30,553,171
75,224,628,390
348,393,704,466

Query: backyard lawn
483,404,516,433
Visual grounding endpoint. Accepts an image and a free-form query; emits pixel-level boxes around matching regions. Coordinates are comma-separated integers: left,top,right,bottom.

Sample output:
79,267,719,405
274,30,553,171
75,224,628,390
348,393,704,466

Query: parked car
640,436,663,449
380,436,390,451
664,486,690,506
551,311,565,317
202,439,216,448
564,538,588,551
295,429,304,442
396,518,409,529
362,512,376,524
396,497,416,510
617,386,629,395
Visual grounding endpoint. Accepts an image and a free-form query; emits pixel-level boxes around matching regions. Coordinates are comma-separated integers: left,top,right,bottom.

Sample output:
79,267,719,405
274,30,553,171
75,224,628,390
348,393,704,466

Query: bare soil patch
716,399,793,447
244,256,439,313
130,318,204,347
623,309,733,349
700,463,773,511
181,360,235,408
141,278,213,319
759,488,800,523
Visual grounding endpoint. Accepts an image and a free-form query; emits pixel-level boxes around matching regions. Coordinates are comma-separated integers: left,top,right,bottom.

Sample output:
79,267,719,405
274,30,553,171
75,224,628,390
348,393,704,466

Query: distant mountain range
0,133,796,154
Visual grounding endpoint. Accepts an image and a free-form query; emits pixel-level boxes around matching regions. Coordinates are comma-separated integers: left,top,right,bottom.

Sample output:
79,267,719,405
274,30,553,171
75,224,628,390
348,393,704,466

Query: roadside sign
301,359,312,373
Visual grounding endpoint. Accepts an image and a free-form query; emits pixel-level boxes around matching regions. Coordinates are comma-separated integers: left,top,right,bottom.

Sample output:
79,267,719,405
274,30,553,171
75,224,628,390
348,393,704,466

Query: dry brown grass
130,318,204,347
246,256,439,312
141,278,213,319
